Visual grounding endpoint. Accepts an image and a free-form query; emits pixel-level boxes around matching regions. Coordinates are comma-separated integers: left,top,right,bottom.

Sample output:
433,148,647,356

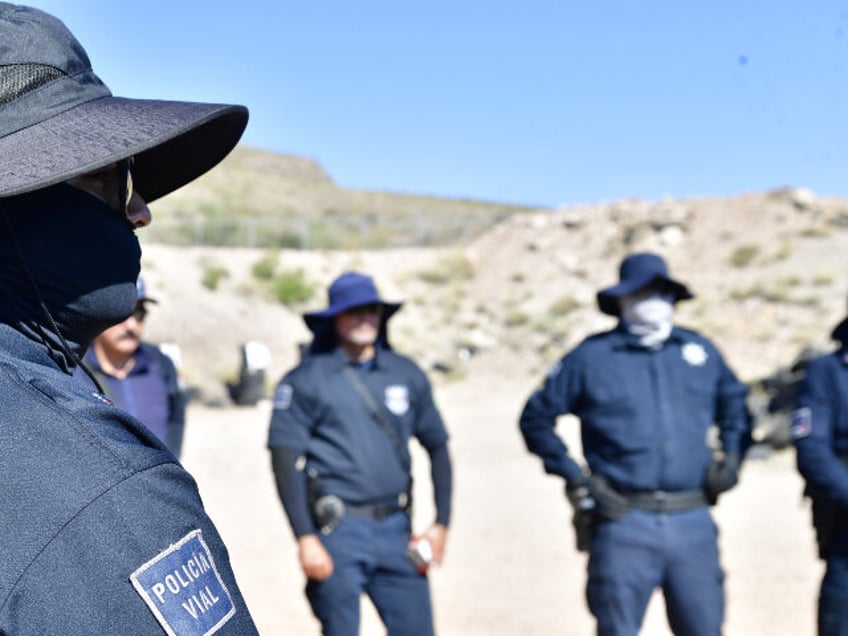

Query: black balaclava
0,183,141,372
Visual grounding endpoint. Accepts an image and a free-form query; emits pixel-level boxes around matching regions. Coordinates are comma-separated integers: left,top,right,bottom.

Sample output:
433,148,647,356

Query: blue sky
24,1,848,207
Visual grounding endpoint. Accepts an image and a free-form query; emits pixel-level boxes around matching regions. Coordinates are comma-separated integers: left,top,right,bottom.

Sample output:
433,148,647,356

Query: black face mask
0,183,141,368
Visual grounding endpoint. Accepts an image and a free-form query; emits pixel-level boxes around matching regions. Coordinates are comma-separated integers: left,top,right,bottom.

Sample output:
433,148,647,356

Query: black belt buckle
652,490,669,512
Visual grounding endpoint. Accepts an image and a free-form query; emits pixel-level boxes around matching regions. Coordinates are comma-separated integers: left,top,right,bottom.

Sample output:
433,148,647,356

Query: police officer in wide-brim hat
269,271,453,636
520,251,750,635
0,4,257,634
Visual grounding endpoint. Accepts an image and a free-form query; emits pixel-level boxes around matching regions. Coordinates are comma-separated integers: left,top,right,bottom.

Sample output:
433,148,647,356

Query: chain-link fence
140,212,514,250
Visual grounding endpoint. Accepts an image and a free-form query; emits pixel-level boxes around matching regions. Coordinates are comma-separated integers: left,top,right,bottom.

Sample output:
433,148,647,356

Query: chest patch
681,343,708,366
790,407,812,440
385,384,410,416
130,530,236,636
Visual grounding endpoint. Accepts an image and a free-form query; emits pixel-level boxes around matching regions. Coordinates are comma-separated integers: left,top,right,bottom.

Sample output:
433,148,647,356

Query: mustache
115,329,141,341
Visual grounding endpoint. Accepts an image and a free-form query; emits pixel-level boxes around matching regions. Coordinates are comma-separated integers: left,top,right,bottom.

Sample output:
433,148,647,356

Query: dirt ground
180,374,824,636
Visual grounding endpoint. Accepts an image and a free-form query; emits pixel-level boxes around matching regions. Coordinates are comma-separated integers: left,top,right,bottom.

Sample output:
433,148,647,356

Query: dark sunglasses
131,305,148,323
117,156,134,218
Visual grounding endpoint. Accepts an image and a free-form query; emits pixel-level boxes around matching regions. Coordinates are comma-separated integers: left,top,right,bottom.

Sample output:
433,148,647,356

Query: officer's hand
298,534,334,581
705,453,740,504
586,475,630,521
421,523,448,565
565,478,596,513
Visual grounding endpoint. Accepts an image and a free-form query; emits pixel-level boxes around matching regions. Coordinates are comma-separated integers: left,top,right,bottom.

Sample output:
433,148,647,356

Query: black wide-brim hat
0,4,248,203
596,252,694,316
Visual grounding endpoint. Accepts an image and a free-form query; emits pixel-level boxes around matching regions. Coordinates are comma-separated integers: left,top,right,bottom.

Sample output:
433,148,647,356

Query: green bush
273,269,315,306
417,253,475,285
549,294,581,316
201,265,229,291
252,251,279,280
729,245,759,268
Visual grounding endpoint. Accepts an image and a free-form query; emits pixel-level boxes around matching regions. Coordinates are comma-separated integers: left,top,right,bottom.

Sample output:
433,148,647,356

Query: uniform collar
329,345,383,371
612,322,687,350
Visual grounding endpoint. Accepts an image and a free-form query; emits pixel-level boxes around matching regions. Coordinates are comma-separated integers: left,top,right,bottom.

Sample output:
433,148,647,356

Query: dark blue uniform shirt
77,342,186,458
520,325,750,492
794,318,848,509
0,326,257,635
268,347,450,527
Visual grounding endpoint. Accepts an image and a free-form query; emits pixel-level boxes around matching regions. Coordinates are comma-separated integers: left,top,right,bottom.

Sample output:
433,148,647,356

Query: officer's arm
713,350,753,460
429,442,453,527
518,358,584,483
270,446,315,537
794,361,848,507
407,365,453,527
163,353,187,460
3,463,259,635
267,379,317,538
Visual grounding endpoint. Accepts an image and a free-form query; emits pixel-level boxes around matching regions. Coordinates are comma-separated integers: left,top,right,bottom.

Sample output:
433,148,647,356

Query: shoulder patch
790,407,813,440
273,383,293,410
130,530,236,636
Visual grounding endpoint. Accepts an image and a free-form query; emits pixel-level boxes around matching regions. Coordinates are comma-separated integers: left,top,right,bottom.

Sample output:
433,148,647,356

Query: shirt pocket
681,375,717,425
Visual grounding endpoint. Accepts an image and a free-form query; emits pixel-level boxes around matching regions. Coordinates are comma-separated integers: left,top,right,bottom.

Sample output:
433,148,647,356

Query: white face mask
621,293,675,327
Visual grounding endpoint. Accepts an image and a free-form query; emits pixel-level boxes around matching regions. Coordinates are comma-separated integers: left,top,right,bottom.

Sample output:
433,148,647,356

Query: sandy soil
180,374,824,636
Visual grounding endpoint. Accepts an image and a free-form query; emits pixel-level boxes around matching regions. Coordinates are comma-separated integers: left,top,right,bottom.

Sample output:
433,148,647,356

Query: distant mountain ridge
146,145,539,249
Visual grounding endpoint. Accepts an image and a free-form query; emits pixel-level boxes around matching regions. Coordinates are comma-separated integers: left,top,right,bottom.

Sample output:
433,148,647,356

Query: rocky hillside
138,186,848,412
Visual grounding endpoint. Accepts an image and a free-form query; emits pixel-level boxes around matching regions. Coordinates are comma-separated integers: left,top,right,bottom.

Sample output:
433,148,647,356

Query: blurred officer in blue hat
519,252,751,636
0,3,256,634
268,271,453,636
76,275,187,458
792,307,848,635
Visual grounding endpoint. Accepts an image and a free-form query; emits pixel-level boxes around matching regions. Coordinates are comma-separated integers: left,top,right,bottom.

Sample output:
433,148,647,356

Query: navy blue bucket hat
136,276,157,304
0,3,248,203
304,272,402,353
597,252,693,316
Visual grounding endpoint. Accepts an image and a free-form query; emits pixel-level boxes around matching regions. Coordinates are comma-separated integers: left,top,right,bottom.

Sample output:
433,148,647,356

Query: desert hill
138,167,848,421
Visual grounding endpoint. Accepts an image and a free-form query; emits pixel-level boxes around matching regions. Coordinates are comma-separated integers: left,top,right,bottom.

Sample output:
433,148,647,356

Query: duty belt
622,489,707,513
346,492,410,521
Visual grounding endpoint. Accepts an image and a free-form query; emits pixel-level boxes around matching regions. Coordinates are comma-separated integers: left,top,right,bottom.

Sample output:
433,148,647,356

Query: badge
790,407,812,439
385,384,410,416
681,343,708,366
273,384,293,410
130,530,236,636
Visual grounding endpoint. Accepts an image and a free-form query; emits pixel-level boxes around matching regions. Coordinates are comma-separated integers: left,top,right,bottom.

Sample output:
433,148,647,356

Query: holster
810,492,845,559
572,506,595,553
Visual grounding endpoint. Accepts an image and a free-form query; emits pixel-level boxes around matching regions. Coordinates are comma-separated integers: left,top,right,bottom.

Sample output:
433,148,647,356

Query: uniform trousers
819,543,848,636
306,510,433,636
587,507,724,636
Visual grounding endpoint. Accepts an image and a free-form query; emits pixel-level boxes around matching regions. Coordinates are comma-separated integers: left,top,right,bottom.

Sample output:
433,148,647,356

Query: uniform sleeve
267,373,319,538
267,372,316,454
270,446,316,537
429,443,453,526
2,463,258,636
712,345,753,458
161,352,187,460
407,364,453,525
794,359,848,507
409,365,449,451
518,353,585,483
